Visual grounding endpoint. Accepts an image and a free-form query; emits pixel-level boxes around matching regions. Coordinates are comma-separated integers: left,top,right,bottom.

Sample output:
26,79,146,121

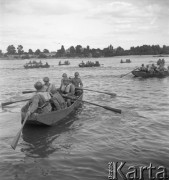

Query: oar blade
103,106,122,114
11,113,29,150
1,99,30,108
11,130,22,150
1,102,13,107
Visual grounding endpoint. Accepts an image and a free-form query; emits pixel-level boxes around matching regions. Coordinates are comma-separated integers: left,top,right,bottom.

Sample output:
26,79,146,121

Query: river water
0,55,169,180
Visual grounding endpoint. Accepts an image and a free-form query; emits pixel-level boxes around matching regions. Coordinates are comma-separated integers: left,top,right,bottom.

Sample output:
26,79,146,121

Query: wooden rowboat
132,70,169,78
21,94,83,126
24,64,50,69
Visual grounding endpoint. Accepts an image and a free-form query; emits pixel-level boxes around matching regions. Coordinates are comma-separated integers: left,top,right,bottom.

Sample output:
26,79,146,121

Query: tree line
0,44,169,59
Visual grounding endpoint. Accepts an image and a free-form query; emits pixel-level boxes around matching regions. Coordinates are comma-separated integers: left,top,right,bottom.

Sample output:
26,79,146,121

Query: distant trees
17,45,24,55
103,45,114,57
2,44,169,59
34,49,41,55
28,49,34,54
7,45,16,54
115,46,124,56
56,45,65,57
43,49,49,53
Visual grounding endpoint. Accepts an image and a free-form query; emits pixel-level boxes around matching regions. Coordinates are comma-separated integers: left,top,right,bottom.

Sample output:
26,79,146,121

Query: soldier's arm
29,95,39,113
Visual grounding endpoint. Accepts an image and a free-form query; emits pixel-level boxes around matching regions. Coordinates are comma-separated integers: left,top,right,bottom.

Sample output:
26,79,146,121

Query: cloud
0,0,169,51
0,0,91,16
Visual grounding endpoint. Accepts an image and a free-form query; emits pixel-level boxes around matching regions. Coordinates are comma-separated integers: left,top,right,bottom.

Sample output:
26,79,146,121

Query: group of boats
5,56,169,150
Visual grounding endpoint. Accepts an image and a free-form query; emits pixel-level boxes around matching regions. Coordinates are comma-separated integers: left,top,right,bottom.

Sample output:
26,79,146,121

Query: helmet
62,73,67,78
34,81,43,90
43,77,49,82
75,72,79,76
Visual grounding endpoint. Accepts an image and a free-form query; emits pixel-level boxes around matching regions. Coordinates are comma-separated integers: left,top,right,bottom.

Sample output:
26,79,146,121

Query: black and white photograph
0,0,169,179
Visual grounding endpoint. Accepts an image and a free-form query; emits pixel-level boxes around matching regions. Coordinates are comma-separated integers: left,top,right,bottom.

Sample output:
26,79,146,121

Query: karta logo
108,162,168,180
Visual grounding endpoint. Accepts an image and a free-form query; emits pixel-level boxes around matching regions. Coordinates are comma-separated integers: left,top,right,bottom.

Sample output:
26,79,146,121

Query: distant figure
157,59,162,66
140,64,146,71
145,65,149,72
71,72,83,96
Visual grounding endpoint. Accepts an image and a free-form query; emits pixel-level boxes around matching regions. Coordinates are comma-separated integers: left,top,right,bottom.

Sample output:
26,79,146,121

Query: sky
0,0,169,52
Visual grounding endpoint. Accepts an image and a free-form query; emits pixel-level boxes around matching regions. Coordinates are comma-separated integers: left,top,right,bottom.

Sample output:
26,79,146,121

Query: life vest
38,92,51,101
60,84,71,93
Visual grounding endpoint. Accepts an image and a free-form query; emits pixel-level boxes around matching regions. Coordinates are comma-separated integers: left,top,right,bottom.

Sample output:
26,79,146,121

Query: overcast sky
0,0,169,52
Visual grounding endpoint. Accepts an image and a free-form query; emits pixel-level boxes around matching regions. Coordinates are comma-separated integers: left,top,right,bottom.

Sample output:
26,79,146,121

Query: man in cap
71,72,83,96
21,81,52,121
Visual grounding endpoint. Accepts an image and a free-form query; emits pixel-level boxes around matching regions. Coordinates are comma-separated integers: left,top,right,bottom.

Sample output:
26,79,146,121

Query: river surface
0,55,169,180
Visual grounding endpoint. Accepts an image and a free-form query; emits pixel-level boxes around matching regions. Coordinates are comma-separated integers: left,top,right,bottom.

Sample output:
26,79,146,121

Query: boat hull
24,65,50,69
22,94,83,126
79,64,100,67
132,70,169,78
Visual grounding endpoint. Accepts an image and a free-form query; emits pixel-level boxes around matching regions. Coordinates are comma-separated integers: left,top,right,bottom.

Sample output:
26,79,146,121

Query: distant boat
59,61,70,65
132,70,169,78
120,59,131,63
79,61,100,67
153,55,169,57
24,61,50,69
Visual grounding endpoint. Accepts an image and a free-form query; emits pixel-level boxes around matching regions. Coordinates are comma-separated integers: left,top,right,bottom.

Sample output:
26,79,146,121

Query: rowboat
132,70,169,78
120,59,131,63
79,62,100,67
24,64,50,69
21,94,83,126
58,61,70,65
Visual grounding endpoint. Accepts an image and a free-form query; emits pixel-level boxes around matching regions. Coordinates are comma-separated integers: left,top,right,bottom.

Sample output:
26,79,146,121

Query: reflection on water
21,105,83,158
21,119,73,158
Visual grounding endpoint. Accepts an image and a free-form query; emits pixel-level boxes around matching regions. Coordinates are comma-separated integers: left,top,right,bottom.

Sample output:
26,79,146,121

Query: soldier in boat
21,81,52,122
60,77,75,106
42,77,67,110
139,64,146,71
60,73,68,87
43,77,56,92
71,72,83,96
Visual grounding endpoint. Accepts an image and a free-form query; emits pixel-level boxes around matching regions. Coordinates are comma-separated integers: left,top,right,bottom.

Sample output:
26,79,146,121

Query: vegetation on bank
0,44,169,59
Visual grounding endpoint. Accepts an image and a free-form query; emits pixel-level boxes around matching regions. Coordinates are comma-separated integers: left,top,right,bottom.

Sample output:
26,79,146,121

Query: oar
120,67,139,78
22,90,36,94
22,89,129,98
66,96,121,114
11,112,30,150
22,89,117,97
1,98,30,107
76,87,116,97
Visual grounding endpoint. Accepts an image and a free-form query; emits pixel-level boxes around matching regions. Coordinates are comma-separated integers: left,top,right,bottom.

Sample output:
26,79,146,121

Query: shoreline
0,54,169,61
